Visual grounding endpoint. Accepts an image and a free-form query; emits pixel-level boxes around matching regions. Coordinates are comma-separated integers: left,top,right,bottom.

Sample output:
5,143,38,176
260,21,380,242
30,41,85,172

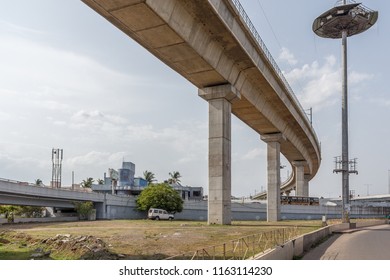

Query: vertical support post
341,29,350,223
199,84,240,225
303,174,310,197
72,171,74,190
261,133,285,222
292,161,308,197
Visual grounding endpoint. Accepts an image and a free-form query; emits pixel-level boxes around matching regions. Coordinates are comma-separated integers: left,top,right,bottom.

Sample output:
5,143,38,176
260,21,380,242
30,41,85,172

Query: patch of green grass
0,246,34,260
0,233,37,260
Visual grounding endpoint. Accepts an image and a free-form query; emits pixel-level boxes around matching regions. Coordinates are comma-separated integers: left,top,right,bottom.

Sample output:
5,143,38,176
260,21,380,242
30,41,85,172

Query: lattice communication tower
52,148,63,188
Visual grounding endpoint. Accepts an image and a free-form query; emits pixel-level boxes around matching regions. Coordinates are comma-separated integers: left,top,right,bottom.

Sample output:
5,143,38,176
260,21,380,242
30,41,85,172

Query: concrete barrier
0,216,79,225
254,220,387,260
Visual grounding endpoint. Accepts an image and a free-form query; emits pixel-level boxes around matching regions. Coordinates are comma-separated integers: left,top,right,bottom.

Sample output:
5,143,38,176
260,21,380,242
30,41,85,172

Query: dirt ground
0,219,322,260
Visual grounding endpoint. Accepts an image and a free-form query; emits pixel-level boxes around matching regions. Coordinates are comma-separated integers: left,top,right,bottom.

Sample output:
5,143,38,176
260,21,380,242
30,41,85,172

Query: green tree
136,183,183,213
0,205,18,217
17,206,45,218
0,205,44,218
97,178,104,185
35,179,43,186
143,170,156,185
168,171,181,185
74,201,94,220
81,177,94,188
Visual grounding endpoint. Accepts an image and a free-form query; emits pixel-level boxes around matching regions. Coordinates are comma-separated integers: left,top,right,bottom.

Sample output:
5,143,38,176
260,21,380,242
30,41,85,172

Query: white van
148,208,174,220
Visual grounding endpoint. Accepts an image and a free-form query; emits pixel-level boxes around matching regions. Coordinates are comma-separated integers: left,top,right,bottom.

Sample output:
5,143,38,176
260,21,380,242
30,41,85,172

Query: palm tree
168,171,181,185
97,178,104,185
35,179,43,186
81,177,94,188
143,170,156,185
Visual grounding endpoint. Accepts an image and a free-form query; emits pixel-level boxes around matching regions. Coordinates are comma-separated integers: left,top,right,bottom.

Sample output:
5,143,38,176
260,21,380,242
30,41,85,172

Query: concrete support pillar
199,84,240,225
261,133,285,222
303,174,310,197
292,161,308,197
96,194,108,219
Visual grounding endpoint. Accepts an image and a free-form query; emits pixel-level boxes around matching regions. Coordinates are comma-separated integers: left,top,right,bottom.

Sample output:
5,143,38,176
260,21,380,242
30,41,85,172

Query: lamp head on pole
313,2,378,39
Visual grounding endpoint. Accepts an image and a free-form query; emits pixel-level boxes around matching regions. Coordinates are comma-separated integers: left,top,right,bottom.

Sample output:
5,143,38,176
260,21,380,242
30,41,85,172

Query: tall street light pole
313,1,378,223
341,28,349,217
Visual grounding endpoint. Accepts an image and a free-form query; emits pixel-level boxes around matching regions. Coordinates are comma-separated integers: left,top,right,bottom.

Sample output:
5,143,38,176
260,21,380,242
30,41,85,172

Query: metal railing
0,177,92,193
166,227,299,260
0,177,36,187
228,0,322,180
230,1,300,109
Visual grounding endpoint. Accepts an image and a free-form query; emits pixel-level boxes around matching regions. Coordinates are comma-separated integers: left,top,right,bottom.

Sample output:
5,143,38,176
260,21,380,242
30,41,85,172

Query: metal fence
0,177,91,193
166,227,298,260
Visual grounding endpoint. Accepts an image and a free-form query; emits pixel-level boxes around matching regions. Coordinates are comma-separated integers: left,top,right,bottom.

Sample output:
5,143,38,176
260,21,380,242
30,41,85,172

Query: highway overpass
2,178,389,222
82,0,321,223
0,178,137,219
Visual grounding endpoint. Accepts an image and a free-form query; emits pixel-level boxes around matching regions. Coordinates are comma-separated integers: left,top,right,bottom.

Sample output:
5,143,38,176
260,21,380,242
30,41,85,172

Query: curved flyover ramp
82,0,321,222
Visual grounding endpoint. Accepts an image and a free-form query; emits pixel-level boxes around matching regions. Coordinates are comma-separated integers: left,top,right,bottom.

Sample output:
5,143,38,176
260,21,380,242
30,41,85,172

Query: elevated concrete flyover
0,178,141,219
82,0,321,223
0,178,104,209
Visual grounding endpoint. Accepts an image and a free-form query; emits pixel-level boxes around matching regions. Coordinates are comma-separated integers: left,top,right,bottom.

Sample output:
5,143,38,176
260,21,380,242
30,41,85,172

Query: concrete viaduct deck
81,0,321,223
0,178,135,219
0,178,104,209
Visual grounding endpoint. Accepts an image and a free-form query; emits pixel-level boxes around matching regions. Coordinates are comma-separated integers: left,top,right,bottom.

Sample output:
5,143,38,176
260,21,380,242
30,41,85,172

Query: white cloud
0,146,49,182
369,97,390,107
241,148,266,160
0,33,161,182
0,112,11,121
67,151,132,169
72,110,105,121
124,121,206,142
64,151,132,182
0,20,45,36
284,55,373,111
33,99,71,111
0,35,151,116
69,110,128,134
279,47,298,65
349,72,373,84
68,151,110,166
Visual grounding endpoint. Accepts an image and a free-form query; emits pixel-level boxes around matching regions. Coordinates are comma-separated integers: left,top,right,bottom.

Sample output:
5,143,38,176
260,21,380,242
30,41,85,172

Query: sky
0,0,389,198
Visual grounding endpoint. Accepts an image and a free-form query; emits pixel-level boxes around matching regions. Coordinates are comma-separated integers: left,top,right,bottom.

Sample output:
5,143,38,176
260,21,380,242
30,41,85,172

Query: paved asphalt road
302,224,390,260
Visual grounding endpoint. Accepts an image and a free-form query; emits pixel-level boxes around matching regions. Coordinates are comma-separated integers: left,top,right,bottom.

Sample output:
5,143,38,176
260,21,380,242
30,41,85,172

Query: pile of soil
40,234,120,260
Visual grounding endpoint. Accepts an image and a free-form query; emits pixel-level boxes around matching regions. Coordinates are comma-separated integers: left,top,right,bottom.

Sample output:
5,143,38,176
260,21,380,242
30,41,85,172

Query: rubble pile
40,234,119,259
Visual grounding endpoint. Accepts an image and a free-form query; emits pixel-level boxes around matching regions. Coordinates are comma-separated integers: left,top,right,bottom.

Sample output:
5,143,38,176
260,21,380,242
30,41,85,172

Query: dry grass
0,219,322,259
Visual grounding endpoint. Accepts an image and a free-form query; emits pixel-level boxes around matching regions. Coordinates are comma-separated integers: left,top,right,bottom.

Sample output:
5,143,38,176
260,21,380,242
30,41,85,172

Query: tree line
0,205,45,222
78,170,183,188
25,170,185,218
